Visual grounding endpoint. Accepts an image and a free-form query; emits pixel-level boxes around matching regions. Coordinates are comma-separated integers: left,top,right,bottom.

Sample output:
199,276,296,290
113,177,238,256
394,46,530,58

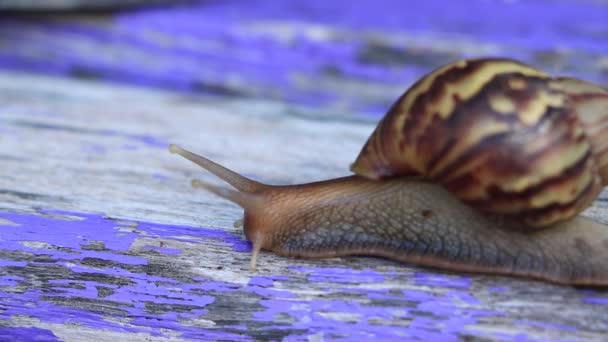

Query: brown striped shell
351,58,608,228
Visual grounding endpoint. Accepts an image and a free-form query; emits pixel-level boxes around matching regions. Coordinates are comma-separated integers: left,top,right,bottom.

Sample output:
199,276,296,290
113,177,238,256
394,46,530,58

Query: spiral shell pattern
351,58,608,228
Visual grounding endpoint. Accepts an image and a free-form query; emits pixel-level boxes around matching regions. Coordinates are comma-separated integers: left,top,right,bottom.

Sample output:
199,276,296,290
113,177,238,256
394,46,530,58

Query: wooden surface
1,1,608,341
0,0,178,11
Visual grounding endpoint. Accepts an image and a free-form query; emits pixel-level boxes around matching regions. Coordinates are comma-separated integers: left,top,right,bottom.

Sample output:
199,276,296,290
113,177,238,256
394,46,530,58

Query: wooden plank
0,1,607,340
1,70,607,341
0,0,606,120
0,0,177,11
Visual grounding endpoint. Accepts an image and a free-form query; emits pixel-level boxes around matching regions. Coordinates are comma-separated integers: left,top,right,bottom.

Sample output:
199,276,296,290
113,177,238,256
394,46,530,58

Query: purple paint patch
224,324,248,330
43,280,100,299
413,272,472,289
280,266,500,339
0,211,135,251
0,209,249,254
223,236,252,253
142,245,182,255
0,285,244,340
365,289,401,300
402,289,437,302
248,275,288,286
246,275,295,298
127,134,169,148
0,275,24,287
151,173,169,181
246,267,505,340
584,297,608,305
0,208,591,340
80,144,107,155
512,333,536,342
0,209,259,338
0,327,59,342
246,286,296,298
82,251,148,265
0,260,27,267
1,0,605,118
253,293,499,340
291,266,396,283
0,270,244,340
185,280,241,293
93,129,170,149
444,291,481,305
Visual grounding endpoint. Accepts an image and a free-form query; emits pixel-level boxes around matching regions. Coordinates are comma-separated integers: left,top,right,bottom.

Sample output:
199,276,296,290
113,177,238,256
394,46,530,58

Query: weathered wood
1,71,607,341
0,0,606,119
0,0,181,11
0,1,607,340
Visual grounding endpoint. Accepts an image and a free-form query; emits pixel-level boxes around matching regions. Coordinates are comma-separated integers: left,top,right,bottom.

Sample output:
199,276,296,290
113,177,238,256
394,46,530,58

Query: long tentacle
169,144,265,193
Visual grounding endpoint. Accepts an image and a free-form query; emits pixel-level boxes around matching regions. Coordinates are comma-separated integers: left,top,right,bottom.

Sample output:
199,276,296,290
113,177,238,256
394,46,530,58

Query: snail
170,57,608,286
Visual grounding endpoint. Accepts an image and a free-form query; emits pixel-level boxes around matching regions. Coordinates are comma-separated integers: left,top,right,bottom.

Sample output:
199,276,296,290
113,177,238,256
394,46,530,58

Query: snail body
170,57,608,286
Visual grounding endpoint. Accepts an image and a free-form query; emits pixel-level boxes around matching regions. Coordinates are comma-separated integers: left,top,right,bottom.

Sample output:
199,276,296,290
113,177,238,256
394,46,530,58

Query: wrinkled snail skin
169,57,608,287
268,177,608,287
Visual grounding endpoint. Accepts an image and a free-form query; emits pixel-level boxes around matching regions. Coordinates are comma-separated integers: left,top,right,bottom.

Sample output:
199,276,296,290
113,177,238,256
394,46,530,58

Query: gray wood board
0,71,607,341
0,0,183,11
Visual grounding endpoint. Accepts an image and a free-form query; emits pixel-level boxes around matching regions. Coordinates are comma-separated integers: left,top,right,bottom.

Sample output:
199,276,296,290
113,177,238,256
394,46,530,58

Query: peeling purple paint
413,272,472,289
290,266,397,283
245,275,295,298
364,289,401,301
80,144,107,155
584,297,608,305
0,260,27,267
224,324,248,330
0,0,605,118
222,236,252,253
0,276,240,340
248,275,283,287
48,279,117,287
0,286,245,340
116,0,608,56
0,275,24,287
487,286,509,293
247,268,509,340
1,208,494,340
444,290,481,305
246,286,296,299
1,211,132,251
142,245,182,255
252,293,500,341
98,130,170,149
151,173,169,181
0,209,604,340
512,334,536,342
402,289,437,302
186,280,241,293
0,327,59,342
1,1,604,339
0,210,255,339
127,134,169,148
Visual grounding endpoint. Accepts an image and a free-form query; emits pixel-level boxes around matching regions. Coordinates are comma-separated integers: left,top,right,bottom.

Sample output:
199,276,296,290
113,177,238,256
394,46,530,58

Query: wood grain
1,70,607,341
0,0,180,11
0,1,607,341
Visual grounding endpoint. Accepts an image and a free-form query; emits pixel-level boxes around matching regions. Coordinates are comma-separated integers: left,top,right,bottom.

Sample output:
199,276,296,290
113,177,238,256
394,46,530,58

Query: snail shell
351,58,608,228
